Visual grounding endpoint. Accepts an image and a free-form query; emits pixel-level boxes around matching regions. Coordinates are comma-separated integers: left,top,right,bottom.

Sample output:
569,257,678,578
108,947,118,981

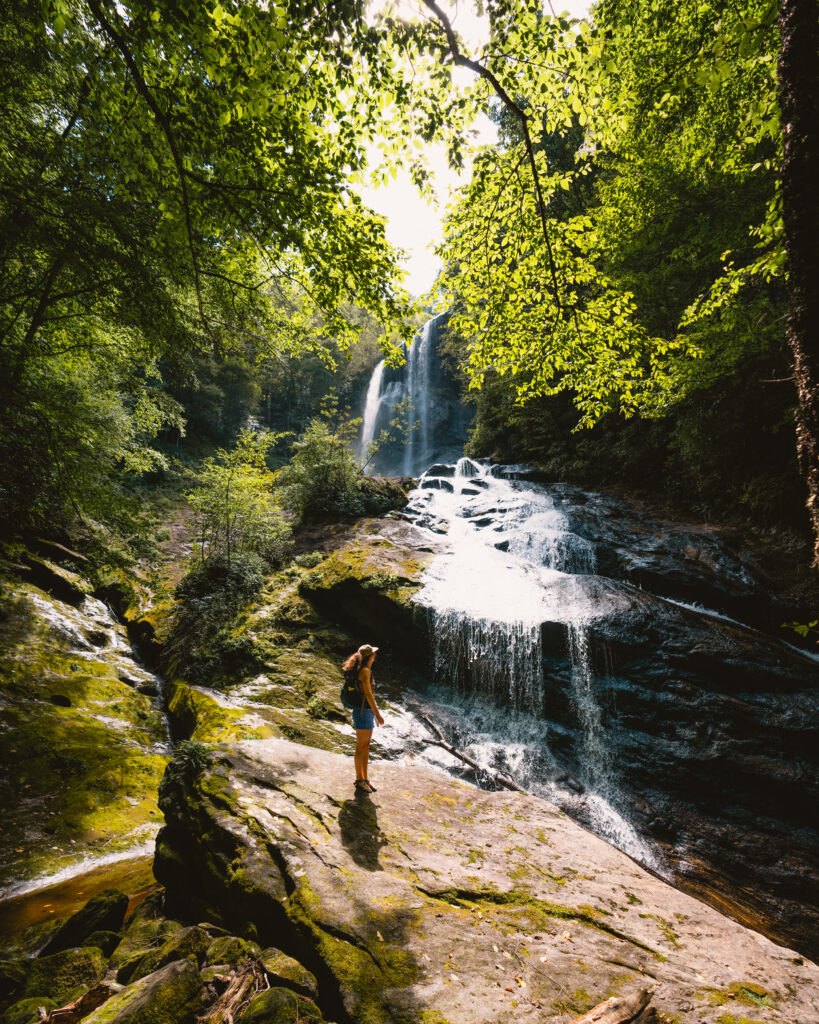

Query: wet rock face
530,575,819,959
545,484,795,633
0,577,169,891
154,738,819,1024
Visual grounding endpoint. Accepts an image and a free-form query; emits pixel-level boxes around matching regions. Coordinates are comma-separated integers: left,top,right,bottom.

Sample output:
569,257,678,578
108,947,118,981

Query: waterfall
403,319,435,475
358,359,385,463
403,459,661,869
430,612,544,715
355,313,470,476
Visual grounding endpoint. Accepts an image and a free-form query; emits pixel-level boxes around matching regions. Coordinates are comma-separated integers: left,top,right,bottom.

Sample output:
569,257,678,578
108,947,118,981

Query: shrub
164,553,267,684
276,419,363,522
188,429,292,567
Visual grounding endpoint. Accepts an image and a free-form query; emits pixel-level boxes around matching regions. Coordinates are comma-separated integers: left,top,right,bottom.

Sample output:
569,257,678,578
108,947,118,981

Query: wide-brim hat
358,644,379,657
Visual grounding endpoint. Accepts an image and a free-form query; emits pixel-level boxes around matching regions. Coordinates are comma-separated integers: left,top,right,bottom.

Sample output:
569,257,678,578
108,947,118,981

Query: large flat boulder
154,738,819,1024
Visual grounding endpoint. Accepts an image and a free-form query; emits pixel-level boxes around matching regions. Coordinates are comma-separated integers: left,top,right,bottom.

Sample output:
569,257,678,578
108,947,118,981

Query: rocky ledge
154,738,818,1024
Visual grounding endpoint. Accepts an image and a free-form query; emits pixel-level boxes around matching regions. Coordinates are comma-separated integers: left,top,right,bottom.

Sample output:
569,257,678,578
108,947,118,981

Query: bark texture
778,0,819,566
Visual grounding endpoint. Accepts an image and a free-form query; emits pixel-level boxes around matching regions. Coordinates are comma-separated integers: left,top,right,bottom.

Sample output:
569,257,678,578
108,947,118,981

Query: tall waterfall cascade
399,458,661,869
357,314,471,476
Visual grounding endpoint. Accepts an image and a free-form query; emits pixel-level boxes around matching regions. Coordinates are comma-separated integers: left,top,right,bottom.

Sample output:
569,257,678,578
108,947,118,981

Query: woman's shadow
337,791,388,872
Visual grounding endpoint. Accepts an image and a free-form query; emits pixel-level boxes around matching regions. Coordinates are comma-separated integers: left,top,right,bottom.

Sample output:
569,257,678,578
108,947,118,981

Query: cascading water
356,313,471,476
358,359,385,463
400,460,661,869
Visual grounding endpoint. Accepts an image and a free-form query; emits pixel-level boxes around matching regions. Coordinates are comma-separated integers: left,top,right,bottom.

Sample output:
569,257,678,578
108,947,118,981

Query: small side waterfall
356,314,470,476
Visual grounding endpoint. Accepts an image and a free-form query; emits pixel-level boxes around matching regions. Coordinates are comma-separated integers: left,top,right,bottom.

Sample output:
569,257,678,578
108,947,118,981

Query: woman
342,643,384,792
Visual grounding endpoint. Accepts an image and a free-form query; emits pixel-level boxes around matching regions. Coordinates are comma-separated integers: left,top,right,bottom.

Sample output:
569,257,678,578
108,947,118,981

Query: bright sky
362,1,592,297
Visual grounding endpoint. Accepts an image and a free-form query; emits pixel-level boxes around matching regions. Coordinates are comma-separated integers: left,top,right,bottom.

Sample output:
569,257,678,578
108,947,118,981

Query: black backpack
340,665,365,710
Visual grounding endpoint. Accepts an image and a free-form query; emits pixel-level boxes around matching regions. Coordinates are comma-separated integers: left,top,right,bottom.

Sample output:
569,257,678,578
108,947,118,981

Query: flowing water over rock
357,315,471,475
388,459,819,954
397,460,662,867
0,580,171,896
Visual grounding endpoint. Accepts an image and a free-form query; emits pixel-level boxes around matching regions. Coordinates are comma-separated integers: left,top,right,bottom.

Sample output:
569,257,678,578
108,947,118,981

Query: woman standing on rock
342,644,383,792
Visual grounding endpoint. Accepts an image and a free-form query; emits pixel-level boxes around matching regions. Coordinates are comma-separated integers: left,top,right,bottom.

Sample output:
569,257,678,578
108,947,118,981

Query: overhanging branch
420,0,563,308
87,0,214,342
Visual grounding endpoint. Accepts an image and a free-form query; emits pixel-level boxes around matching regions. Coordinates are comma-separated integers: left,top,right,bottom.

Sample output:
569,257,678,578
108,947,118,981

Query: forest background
1,0,817,617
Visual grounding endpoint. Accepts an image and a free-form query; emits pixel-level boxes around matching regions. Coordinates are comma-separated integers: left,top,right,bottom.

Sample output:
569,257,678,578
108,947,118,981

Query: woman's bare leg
355,729,373,781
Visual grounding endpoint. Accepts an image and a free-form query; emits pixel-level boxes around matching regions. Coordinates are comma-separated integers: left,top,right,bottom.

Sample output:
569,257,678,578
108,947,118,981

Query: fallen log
198,958,268,1024
570,987,655,1024
44,983,116,1023
417,712,527,794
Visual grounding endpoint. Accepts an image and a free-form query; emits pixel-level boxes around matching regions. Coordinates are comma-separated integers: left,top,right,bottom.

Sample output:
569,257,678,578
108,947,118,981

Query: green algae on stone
41,888,128,956
704,982,776,1008
22,946,107,1004
84,958,201,1024
110,903,182,970
166,679,275,744
716,1016,767,1024
260,948,318,999
2,995,59,1024
239,987,324,1023
205,935,262,968
117,925,210,984
0,580,169,887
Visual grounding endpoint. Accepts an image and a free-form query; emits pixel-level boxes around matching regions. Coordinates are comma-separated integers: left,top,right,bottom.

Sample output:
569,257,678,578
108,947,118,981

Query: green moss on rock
110,899,182,970
2,995,59,1024
205,935,262,968
260,948,318,999
41,888,128,956
117,925,210,984
238,987,324,1023
84,958,201,1024
22,946,107,1004
166,680,275,744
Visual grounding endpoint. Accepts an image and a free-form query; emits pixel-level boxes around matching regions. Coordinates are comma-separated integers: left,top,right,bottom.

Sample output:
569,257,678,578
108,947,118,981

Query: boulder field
154,737,818,1024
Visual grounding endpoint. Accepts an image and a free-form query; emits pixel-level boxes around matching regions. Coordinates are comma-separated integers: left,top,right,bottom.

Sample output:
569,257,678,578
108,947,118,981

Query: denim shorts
352,706,375,730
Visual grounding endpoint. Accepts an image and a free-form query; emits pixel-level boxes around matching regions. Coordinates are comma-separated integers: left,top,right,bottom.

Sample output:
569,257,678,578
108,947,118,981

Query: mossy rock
84,958,201,1024
20,555,91,606
41,888,128,956
81,931,122,957
238,987,324,1023
0,701,168,886
22,946,107,1004
0,960,25,1001
260,949,318,1000
204,935,262,968
166,680,275,744
297,526,434,659
2,996,59,1024
110,911,182,969
0,582,169,887
117,925,210,985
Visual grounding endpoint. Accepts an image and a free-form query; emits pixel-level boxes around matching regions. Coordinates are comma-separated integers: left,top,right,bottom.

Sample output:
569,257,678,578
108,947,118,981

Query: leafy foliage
165,552,268,685
275,419,365,523
187,430,292,566
165,740,212,781
431,0,785,428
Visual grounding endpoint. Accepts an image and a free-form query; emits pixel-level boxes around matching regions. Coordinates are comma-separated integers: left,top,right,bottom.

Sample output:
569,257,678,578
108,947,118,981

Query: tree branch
420,0,563,309
86,0,214,343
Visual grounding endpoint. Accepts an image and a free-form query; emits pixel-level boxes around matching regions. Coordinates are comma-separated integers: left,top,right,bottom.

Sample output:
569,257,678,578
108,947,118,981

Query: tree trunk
778,0,819,567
